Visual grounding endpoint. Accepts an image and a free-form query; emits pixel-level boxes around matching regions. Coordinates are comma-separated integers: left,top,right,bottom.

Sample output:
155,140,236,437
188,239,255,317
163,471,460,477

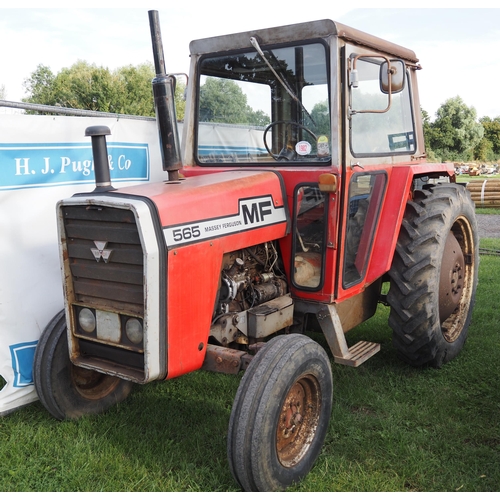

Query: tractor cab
181,19,423,170
181,20,435,324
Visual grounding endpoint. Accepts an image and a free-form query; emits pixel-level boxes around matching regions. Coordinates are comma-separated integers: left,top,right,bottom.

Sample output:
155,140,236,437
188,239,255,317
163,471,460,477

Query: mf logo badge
91,241,113,263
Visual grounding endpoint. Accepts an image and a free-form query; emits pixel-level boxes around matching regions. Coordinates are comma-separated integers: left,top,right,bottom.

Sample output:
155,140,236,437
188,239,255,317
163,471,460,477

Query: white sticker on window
295,141,312,156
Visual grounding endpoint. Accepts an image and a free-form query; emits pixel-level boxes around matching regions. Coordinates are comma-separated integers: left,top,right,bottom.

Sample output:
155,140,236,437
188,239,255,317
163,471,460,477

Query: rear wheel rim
439,231,465,324
440,217,476,343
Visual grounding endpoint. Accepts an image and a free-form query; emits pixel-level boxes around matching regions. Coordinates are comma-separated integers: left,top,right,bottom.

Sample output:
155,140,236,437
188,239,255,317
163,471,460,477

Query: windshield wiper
250,37,315,126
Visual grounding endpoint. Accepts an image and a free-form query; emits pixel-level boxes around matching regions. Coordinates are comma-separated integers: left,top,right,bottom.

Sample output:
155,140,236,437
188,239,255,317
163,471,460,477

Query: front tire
33,310,133,420
388,183,479,367
227,334,333,491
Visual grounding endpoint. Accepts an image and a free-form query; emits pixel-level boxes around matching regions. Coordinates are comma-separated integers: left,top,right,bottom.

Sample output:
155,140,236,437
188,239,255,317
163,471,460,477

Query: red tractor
34,11,479,491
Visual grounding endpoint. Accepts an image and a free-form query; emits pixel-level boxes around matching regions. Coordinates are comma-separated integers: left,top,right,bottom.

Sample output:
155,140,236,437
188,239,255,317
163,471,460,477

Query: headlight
78,308,96,333
125,318,143,344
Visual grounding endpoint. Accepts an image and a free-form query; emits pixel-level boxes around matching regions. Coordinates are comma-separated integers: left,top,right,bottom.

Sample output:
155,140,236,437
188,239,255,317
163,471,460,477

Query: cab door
336,44,414,301
340,170,387,293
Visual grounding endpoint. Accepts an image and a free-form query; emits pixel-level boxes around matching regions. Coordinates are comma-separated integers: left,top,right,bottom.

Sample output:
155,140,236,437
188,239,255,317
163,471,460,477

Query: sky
1,3,499,120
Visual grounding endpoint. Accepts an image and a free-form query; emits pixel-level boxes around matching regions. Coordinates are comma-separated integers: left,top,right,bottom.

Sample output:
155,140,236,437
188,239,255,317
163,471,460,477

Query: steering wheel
263,121,318,161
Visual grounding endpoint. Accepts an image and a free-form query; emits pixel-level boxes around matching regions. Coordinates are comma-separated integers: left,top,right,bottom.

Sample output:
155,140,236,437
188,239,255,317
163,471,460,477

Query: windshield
196,41,331,165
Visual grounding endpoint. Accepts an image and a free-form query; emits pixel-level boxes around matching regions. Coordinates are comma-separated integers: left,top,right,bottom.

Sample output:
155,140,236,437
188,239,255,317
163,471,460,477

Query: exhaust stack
85,125,116,192
148,10,182,181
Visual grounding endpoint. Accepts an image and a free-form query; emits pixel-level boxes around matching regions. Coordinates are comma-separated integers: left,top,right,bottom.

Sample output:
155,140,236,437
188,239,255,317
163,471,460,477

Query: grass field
1,247,499,492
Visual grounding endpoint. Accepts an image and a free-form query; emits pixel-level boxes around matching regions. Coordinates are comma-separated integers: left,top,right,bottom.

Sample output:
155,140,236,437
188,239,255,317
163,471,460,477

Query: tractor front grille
61,204,144,316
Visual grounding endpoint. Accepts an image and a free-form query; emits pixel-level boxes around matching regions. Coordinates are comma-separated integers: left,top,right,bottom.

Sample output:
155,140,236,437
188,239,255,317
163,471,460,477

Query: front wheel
227,334,333,491
388,183,479,367
33,310,133,420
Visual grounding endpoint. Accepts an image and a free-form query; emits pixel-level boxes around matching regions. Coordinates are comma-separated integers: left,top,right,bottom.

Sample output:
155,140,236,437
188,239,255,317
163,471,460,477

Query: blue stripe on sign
0,142,150,190
9,341,38,387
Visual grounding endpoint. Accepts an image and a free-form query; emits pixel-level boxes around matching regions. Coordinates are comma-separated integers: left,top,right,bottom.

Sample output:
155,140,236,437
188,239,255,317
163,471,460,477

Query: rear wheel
388,183,479,367
33,310,133,420
227,334,333,491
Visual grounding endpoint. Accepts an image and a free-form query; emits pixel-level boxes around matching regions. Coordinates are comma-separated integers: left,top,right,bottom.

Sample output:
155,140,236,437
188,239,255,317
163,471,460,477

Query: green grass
457,174,500,182
1,247,500,492
480,238,500,255
476,208,500,215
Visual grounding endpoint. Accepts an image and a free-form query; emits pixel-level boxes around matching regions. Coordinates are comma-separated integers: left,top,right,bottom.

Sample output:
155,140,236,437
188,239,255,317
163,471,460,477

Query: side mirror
380,59,405,94
349,54,407,115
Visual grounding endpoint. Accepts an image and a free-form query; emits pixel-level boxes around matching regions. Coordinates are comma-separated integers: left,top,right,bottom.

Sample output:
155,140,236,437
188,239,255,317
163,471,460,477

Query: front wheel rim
276,374,322,468
71,364,121,401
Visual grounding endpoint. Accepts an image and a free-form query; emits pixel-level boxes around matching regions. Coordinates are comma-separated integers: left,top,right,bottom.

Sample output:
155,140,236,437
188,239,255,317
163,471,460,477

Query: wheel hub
71,364,121,400
284,404,303,431
276,375,321,468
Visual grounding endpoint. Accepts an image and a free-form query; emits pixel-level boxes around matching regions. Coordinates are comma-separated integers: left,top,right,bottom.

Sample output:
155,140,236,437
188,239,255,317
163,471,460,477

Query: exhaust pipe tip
85,125,116,192
148,10,182,181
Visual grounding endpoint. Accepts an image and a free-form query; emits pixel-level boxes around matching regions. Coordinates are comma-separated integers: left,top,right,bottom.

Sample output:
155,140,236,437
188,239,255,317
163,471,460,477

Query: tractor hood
106,170,290,249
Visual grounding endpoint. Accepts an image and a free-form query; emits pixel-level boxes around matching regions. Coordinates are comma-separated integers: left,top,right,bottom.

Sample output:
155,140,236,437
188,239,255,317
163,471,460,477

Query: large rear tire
227,334,333,491
33,310,133,420
388,183,479,367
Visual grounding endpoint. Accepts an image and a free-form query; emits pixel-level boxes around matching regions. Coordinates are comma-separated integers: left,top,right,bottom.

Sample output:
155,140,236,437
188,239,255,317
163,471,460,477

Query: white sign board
0,114,163,415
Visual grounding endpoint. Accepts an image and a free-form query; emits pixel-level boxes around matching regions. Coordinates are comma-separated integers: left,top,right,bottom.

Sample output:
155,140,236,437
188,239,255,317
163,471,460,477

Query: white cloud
1,6,499,120
410,34,500,119
337,8,500,119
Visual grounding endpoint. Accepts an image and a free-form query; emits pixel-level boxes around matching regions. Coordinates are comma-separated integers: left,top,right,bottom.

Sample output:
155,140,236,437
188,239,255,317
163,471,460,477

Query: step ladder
316,303,380,367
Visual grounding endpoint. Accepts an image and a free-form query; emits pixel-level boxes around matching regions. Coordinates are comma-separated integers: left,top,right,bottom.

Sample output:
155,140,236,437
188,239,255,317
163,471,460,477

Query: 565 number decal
172,225,201,242
163,195,287,248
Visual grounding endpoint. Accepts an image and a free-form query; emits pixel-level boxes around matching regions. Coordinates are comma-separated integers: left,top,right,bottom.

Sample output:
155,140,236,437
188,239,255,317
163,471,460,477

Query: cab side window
350,56,415,157
343,172,387,287
292,186,327,290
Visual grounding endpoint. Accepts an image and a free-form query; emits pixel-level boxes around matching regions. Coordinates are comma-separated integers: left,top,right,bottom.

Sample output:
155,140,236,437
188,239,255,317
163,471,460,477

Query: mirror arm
349,54,393,115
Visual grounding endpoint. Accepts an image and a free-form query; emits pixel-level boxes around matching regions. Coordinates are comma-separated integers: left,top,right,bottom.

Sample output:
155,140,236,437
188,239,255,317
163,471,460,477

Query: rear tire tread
388,183,478,367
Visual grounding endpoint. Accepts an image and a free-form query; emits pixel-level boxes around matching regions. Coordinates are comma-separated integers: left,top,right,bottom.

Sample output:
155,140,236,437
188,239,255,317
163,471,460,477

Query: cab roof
189,19,419,64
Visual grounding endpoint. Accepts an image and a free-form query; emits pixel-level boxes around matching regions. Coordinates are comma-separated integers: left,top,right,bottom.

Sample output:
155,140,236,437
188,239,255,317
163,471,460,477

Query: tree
23,61,188,120
426,96,483,162
199,77,269,126
51,61,118,112
474,116,500,161
199,77,248,124
309,100,330,137
421,107,432,151
23,61,152,116
113,63,156,116
23,64,57,105
173,78,186,122
246,108,270,127
420,107,439,162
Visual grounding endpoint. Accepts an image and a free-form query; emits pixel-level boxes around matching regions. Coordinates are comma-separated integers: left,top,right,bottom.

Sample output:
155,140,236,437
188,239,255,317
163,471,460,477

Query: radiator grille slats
65,220,141,245
67,240,143,266
69,261,143,285
72,280,144,314
62,205,144,315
